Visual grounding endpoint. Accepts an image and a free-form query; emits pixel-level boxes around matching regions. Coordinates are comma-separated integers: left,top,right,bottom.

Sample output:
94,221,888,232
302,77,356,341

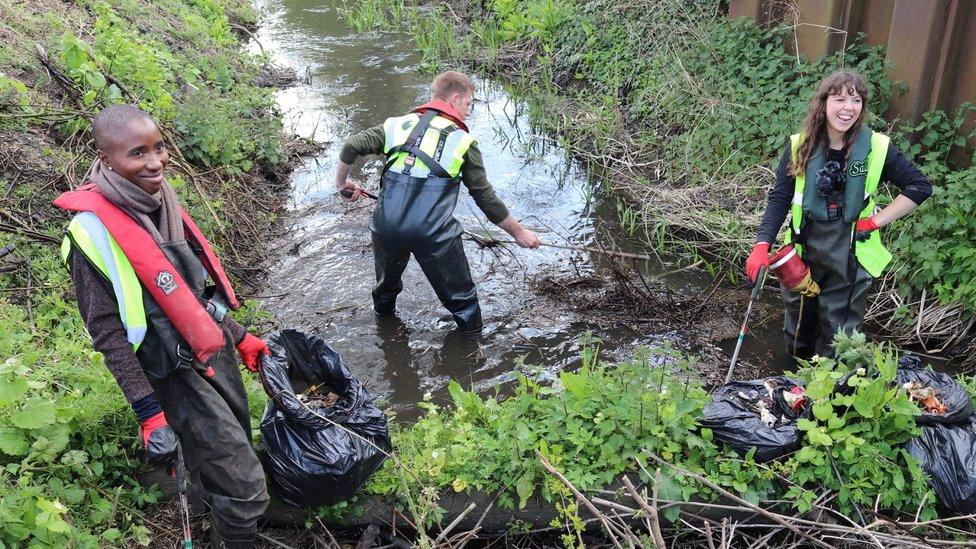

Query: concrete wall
728,0,976,129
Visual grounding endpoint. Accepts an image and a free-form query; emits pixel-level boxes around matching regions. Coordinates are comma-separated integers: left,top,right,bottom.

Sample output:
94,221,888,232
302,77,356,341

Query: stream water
250,0,789,415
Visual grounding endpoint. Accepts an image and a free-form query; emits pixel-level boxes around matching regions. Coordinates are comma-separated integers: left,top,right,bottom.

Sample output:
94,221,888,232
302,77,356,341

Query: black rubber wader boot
370,170,483,333
140,240,268,547
781,218,872,359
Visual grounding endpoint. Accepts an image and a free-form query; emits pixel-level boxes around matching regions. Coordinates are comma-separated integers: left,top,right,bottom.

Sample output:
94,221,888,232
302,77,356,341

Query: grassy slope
0,0,284,545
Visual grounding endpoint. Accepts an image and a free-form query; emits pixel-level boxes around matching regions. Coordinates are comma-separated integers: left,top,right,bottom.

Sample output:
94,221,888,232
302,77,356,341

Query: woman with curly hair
745,70,932,359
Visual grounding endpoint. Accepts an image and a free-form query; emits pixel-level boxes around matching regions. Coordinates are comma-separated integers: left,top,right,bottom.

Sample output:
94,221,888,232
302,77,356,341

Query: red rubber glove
139,411,178,468
745,242,770,283
236,332,269,372
854,216,880,242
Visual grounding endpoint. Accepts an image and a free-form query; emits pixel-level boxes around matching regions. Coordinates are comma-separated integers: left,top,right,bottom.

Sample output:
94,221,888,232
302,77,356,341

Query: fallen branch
537,451,629,547
645,451,834,549
432,502,476,546
622,475,666,549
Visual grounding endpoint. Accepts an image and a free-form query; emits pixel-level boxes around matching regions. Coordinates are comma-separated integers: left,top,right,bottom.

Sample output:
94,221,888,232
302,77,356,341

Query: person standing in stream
745,70,932,359
335,70,541,334
54,105,269,548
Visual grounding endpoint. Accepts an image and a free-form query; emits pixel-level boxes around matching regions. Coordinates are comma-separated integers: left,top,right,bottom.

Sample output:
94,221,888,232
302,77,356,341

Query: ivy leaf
10,399,57,429
0,427,29,456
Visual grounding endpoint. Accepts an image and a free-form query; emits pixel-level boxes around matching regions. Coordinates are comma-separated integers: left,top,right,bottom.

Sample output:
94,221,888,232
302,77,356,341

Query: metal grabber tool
176,444,193,549
724,265,767,384
339,188,378,200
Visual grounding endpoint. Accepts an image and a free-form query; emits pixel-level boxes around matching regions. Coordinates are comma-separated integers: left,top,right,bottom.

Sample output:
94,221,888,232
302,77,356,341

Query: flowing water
250,0,789,415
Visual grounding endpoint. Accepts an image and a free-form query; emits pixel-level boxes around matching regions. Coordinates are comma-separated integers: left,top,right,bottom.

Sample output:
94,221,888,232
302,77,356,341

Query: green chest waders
781,217,872,358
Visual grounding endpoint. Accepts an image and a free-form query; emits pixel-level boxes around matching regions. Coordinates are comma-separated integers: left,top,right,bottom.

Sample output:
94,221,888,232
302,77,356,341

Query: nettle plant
783,332,935,520
889,103,976,315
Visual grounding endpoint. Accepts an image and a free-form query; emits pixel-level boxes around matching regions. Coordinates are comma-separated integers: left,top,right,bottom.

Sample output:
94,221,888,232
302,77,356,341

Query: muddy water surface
251,0,783,415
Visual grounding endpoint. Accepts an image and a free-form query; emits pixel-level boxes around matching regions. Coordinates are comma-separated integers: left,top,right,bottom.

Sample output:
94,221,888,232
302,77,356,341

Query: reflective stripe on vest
62,212,148,349
785,130,892,277
382,113,474,178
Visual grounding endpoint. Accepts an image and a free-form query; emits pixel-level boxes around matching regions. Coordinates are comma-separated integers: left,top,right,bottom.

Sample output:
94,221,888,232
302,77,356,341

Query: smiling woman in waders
744,70,932,360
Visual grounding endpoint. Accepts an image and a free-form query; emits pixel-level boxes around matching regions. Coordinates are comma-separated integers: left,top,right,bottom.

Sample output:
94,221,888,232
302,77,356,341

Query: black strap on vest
384,109,454,179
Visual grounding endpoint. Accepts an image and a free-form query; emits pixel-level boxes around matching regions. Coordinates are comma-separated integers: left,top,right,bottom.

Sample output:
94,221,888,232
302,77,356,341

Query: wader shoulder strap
385,110,453,179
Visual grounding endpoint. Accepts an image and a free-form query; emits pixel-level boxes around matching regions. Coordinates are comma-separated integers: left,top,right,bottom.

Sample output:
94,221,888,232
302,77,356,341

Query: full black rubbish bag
906,415,976,515
259,330,392,507
894,355,972,425
699,376,810,463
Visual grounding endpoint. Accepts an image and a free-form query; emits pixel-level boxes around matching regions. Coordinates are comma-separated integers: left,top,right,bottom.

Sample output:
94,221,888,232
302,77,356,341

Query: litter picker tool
176,444,193,549
339,190,654,262
463,230,653,261
724,265,767,384
339,188,378,200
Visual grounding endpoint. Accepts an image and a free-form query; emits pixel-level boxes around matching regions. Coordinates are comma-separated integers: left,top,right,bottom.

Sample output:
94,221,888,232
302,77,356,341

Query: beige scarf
89,160,184,243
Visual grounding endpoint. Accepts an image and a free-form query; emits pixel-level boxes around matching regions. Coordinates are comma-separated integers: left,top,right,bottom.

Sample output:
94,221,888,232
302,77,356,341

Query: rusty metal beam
884,0,951,121
728,0,767,23
794,0,849,60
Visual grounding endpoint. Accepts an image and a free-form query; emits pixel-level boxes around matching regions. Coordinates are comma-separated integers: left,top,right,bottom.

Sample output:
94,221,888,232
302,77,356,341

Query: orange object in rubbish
921,395,948,415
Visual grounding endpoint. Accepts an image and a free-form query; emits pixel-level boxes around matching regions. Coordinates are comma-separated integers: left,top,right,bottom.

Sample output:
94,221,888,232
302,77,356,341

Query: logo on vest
849,159,868,177
156,270,177,295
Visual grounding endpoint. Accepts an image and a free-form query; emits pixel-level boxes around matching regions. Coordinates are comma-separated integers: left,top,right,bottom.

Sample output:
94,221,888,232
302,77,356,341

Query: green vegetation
356,333,947,546
340,0,976,360
0,0,282,545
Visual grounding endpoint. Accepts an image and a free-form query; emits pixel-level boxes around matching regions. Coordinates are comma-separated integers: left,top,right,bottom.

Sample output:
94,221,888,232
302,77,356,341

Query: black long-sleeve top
755,141,932,245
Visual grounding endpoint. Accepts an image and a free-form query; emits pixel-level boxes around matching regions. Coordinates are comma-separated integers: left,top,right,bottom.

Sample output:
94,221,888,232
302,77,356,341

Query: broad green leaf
812,400,833,421
700,427,713,442
515,471,535,509
0,377,28,407
0,427,29,456
559,371,587,398
9,399,57,429
891,468,905,490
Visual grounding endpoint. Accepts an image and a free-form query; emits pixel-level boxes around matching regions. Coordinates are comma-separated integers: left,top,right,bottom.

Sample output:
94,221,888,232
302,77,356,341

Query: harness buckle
175,343,196,371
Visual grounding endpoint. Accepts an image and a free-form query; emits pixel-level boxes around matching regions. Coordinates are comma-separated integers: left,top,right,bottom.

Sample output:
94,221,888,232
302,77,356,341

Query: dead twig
537,451,630,547
622,475,666,549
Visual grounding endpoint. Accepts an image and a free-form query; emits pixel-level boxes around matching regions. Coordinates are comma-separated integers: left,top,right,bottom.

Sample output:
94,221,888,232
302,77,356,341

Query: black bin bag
906,415,976,515
259,329,392,507
699,376,810,463
894,355,972,425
